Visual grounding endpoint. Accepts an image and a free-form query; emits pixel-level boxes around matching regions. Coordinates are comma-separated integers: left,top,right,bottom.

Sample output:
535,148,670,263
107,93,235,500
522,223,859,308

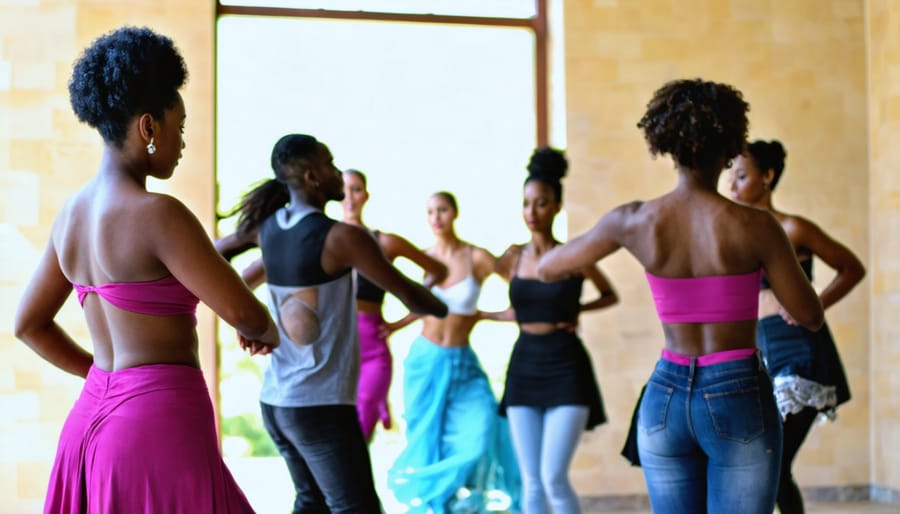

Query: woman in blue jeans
730,140,865,514
537,78,825,514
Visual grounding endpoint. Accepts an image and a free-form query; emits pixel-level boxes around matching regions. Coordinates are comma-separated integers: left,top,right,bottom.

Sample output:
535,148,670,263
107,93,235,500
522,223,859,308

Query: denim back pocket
638,380,674,434
703,376,765,442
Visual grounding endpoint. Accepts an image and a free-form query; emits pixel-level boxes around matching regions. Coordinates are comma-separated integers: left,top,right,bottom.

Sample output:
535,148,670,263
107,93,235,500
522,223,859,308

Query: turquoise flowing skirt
388,336,521,513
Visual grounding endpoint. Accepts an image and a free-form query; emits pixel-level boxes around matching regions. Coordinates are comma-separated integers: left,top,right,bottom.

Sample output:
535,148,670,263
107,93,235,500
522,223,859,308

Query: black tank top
355,230,387,303
760,257,813,290
508,247,583,323
259,210,350,287
356,272,386,304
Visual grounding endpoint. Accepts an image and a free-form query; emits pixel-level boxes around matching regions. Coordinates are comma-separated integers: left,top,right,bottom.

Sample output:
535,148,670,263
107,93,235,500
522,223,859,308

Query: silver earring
147,137,156,155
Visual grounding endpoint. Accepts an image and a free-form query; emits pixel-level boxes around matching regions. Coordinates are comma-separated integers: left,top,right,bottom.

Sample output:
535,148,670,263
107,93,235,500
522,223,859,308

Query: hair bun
767,140,786,162
527,146,568,182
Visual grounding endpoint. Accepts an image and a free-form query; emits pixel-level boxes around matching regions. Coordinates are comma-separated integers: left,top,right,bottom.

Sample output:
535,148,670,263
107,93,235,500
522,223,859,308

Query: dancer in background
15,26,279,513
341,168,448,442
485,146,618,514
217,134,447,514
729,140,864,514
536,78,824,514
388,191,520,514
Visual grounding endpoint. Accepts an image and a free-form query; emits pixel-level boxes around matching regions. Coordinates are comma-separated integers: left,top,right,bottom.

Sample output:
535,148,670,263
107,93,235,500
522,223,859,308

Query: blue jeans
637,354,782,514
260,403,381,514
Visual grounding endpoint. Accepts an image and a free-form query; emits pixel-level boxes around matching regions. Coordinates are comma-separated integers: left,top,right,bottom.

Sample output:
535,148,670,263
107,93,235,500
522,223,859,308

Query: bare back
620,189,771,354
540,185,821,356
55,177,200,371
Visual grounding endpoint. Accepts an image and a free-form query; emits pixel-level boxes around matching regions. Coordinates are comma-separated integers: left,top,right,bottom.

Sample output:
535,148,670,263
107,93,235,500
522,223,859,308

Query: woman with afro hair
14,26,280,513
485,146,619,514
730,140,864,514
536,78,824,514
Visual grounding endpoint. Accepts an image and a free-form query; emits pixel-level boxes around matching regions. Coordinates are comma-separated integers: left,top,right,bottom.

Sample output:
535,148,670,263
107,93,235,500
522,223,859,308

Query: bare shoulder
143,192,195,221
471,244,496,263
605,199,649,241
720,198,780,230
376,230,406,250
329,221,377,249
779,212,820,234
495,243,525,278
499,243,525,261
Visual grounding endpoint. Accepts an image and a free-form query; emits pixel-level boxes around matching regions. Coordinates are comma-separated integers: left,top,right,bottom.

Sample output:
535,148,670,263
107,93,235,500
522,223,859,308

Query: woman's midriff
90,315,201,372
758,289,782,319
519,321,570,335
421,314,478,348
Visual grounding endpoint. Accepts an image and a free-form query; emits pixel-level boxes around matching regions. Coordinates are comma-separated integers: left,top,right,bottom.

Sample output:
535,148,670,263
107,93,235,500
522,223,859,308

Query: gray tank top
258,207,359,408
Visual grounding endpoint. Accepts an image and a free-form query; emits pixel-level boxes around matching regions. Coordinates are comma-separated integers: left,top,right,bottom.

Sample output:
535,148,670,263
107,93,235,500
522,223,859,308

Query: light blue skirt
388,336,521,513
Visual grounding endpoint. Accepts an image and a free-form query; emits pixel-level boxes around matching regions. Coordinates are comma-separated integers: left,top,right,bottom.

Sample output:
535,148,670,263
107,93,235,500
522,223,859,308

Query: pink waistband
661,347,757,367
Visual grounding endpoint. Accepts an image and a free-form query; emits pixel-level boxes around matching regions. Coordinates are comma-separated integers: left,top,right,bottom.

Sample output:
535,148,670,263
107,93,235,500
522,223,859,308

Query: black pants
260,403,382,514
777,407,819,514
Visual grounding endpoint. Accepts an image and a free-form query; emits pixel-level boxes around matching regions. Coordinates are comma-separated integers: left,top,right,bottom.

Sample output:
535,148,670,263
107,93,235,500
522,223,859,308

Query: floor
227,457,900,514
584,504,900,514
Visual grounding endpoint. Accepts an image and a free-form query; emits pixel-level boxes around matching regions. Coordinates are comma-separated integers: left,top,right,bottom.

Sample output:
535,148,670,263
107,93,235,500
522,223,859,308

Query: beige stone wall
866,0,900,494
562,0,871,496
3,0,896,509
0,2,215,512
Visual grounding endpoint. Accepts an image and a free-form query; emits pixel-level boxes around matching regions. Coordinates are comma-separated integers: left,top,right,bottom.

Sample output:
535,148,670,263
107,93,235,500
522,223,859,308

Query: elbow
605,291,620,307
13,310,41,342
13,319,29,342
802,315,825,332
798,306,825,332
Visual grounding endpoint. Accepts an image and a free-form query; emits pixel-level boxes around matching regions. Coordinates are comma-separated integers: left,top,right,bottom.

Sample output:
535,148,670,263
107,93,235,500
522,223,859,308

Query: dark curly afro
68,26,187,147
637,78,749,175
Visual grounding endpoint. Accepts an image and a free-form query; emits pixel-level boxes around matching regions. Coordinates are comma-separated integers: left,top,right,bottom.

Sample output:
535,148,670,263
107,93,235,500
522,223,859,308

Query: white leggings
506,405,589,514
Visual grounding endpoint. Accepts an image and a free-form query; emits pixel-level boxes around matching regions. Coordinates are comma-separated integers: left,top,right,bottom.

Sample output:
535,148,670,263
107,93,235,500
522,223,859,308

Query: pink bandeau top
72,275,199,317
645,270,761,323
661,347,757,367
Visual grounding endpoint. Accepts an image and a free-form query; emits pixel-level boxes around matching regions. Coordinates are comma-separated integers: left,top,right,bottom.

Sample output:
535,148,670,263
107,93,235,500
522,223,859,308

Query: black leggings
777,407,819,514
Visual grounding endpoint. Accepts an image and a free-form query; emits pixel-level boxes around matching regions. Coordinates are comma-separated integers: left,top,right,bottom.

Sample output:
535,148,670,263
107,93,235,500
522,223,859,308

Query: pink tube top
72,275,199,317
645,270,761,323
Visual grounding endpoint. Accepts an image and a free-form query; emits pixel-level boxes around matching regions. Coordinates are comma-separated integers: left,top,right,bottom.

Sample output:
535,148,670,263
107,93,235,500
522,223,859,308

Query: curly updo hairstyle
746,140,787,191
68,26,188,147
526,146,568,203
637,78,749,176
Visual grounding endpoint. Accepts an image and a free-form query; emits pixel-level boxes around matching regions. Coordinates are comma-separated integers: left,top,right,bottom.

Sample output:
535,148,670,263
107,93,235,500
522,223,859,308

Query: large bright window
218,0,536,18
216,12,539,512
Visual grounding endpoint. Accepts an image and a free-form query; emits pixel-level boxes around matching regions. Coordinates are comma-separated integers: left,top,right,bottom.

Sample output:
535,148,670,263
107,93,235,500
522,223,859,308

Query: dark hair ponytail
233,179,289,236
526,146,568,202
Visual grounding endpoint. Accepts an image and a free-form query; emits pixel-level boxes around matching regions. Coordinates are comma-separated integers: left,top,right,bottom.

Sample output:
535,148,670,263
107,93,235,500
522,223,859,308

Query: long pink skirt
356,311,393,440
44,364,254,514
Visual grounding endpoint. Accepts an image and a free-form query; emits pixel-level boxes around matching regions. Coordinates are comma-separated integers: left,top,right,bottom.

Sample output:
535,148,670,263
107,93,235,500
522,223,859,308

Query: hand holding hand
238,332,279,356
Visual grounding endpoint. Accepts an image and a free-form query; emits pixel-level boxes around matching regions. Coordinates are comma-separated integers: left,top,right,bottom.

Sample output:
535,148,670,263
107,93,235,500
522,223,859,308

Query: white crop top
429,246,481,316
